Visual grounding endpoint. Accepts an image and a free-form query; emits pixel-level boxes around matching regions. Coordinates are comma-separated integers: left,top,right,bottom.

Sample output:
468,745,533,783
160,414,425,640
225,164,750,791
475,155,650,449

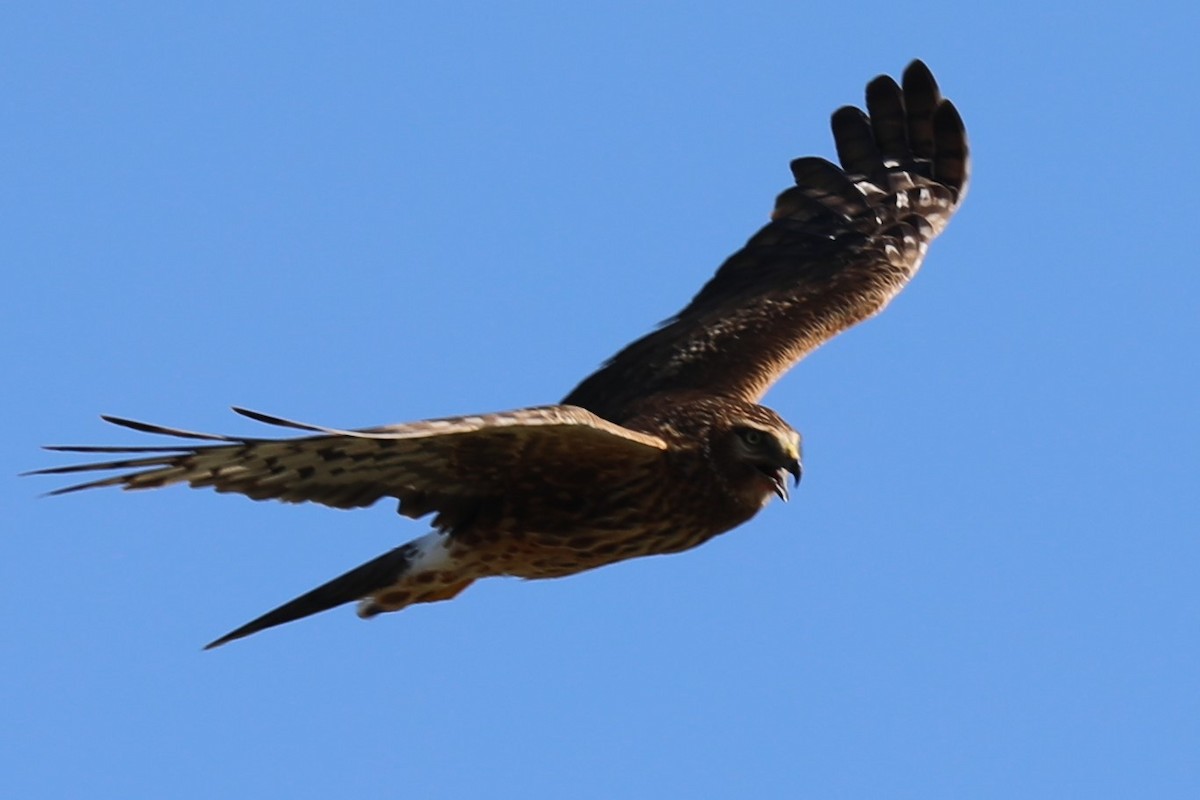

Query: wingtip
29,486,70,500
830,104,867,127
99,413,153,430
99,414,178,437
865,72,901,98
932,99,970,200
934,98,966,133
19,463,88,491
230,405,259,420
903,59,937,90
231,406,331,434
904,58,932,77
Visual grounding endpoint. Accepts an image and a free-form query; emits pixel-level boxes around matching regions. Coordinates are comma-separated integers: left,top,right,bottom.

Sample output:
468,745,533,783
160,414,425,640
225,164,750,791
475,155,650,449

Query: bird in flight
30,60,969,648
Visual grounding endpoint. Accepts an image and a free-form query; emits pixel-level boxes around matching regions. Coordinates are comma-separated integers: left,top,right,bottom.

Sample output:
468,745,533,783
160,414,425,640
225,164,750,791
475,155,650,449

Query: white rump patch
409,531,454,572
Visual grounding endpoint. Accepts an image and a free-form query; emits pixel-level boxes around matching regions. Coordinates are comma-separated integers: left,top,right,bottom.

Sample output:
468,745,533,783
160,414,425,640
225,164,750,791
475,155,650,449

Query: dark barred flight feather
563,60,967,421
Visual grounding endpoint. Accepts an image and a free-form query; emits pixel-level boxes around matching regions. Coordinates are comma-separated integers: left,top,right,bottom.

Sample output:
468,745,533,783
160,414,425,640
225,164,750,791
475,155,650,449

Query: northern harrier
30,61,969,648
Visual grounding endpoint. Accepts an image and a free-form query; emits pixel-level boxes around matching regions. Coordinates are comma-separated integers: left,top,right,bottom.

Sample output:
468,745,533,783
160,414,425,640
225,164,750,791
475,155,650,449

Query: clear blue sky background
4,3,1197,798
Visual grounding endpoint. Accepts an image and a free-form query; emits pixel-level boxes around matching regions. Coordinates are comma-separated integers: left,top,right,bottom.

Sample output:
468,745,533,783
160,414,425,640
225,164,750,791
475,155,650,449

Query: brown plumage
28,60,968,648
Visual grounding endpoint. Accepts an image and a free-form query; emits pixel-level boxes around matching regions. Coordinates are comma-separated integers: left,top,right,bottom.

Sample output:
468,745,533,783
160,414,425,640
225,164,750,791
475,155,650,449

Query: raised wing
28,405,666,529
564,60,969,422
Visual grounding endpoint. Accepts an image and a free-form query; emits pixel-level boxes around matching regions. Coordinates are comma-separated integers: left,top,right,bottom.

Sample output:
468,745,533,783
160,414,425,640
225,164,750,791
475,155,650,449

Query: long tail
204,545,413,649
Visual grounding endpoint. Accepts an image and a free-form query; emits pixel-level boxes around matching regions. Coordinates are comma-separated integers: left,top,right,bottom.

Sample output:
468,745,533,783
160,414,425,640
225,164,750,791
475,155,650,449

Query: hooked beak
770,458,803,502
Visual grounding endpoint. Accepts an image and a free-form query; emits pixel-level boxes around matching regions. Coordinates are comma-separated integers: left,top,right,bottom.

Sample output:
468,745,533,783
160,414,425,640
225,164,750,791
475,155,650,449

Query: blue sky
4,2,1197,798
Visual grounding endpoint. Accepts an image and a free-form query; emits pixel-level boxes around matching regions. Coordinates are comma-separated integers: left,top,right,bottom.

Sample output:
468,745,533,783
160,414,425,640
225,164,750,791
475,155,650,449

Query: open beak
770,458,803,502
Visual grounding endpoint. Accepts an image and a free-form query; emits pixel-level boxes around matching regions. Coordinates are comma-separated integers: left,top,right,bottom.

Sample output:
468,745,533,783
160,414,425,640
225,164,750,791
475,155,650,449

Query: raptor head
710,405,802,507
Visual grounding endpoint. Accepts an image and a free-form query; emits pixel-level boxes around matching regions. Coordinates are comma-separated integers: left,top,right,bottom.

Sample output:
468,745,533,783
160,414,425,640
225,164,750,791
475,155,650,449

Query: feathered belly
459,498,756,580
437,452,767,580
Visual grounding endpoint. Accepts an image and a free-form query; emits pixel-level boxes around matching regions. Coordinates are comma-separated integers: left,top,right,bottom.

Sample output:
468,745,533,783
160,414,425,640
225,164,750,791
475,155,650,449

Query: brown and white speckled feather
30,405,666,526
563,60,969,422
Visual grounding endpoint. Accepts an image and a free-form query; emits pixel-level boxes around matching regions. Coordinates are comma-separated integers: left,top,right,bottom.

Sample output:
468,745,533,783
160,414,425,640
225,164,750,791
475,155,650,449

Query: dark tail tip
203,545,413,649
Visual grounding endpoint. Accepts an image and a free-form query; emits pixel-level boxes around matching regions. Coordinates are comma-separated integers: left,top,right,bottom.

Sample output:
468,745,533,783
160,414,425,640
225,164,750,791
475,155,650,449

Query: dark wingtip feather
903,60,937,89
100,415,237,442
778,157,868,222
788,157,861,200
865,74,907,162
24,452,178,477
902,59,942,108
901,60,941,160
41,476,129,496
41,444,193,454
231,406,334,434
20,470,113,498
932,100,970,198
830,105,880,178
